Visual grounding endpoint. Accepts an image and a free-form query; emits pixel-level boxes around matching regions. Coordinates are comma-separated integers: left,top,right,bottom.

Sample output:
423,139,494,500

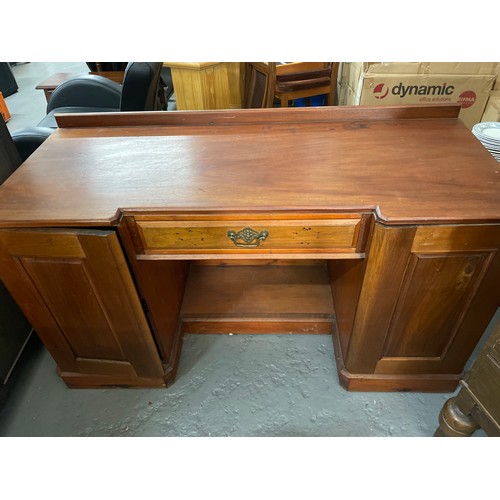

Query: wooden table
164,62,243,110
35,71,125,102
0,105,498,391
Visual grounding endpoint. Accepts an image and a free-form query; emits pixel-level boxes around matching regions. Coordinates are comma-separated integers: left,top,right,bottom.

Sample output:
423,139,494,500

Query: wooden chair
275,62,339,107
244,62,276,108
244,62,339,108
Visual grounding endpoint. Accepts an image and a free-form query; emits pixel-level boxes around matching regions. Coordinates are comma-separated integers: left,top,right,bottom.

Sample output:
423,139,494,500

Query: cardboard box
339,61,500,92
337,63,497,129
355,73,494,129
337,62,349,86
338,83,356,106
344,62,499,77
423,62,499,76
481,91,500,122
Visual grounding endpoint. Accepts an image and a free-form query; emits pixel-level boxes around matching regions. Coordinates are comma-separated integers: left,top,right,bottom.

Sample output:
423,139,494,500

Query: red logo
458,90,476,109
373,83,389,99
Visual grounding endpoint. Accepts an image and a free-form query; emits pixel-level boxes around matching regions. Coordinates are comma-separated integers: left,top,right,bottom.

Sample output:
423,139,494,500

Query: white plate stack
472,122,500,162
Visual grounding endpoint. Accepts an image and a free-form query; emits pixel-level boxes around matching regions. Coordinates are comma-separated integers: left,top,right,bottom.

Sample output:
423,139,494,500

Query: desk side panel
118,217,190,384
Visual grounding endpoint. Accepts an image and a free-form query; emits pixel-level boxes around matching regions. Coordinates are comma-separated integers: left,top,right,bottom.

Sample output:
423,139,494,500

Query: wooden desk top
35,71,125,89
0,105,498,228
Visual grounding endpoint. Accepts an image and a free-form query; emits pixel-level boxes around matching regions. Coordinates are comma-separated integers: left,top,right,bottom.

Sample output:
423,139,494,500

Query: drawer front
133,216,364,255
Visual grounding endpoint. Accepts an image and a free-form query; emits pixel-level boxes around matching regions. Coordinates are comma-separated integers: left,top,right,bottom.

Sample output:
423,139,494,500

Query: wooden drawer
130,214,367,256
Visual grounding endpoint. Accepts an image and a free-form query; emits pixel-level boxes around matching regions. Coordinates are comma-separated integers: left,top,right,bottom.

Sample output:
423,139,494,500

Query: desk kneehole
118,213,371,382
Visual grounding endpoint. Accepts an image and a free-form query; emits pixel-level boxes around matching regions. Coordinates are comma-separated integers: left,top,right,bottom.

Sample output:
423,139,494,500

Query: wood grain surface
0,228,166,385
0,106,497,227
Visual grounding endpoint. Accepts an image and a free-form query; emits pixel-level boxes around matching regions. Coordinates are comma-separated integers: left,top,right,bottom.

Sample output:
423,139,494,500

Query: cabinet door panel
346,223,500,380
0,229,164,384
382,252,490,358
20,258,126,361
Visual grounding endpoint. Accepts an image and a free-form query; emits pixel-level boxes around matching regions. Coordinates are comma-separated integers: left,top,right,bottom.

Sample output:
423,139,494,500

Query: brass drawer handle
227,227,269,247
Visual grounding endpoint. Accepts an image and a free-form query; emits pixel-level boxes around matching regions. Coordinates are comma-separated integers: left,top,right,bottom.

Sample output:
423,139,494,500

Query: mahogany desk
0,105,498,392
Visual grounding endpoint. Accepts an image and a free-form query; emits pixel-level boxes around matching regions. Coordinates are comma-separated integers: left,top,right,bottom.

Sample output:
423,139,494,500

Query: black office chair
86,62,128,72
1,115,53,164
85,62,174,108
38,62,164,128
9,126,54,163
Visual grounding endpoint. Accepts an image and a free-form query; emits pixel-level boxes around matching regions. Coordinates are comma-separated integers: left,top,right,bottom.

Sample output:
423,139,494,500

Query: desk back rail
54,104,462,129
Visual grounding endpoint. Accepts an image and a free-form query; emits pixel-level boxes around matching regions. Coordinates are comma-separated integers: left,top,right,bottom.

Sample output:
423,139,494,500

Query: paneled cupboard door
346,223,500,378
0,229,165,387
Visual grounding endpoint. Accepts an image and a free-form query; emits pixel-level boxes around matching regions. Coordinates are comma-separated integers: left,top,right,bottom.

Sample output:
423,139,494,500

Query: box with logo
338,63,496,129
355,74,495,128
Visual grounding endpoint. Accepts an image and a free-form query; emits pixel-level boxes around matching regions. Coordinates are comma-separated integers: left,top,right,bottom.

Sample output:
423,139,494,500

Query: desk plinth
0,106,498,392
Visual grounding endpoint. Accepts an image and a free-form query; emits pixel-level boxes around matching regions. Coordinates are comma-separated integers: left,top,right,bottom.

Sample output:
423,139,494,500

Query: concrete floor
0,62,496,437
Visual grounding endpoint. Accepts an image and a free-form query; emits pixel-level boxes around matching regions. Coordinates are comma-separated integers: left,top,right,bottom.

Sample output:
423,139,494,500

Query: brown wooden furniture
435,320,500,436
163,62,244,110
0,105,498,391
36,71,125,102
275,62,339,107
0,91,11,122
244,63,339,108
244,62,276,108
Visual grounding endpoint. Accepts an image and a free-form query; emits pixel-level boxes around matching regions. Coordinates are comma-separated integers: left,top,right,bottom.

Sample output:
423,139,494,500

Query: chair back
244,62,276,108
120,62,163,111
275,62,340,106
276,63,337,87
